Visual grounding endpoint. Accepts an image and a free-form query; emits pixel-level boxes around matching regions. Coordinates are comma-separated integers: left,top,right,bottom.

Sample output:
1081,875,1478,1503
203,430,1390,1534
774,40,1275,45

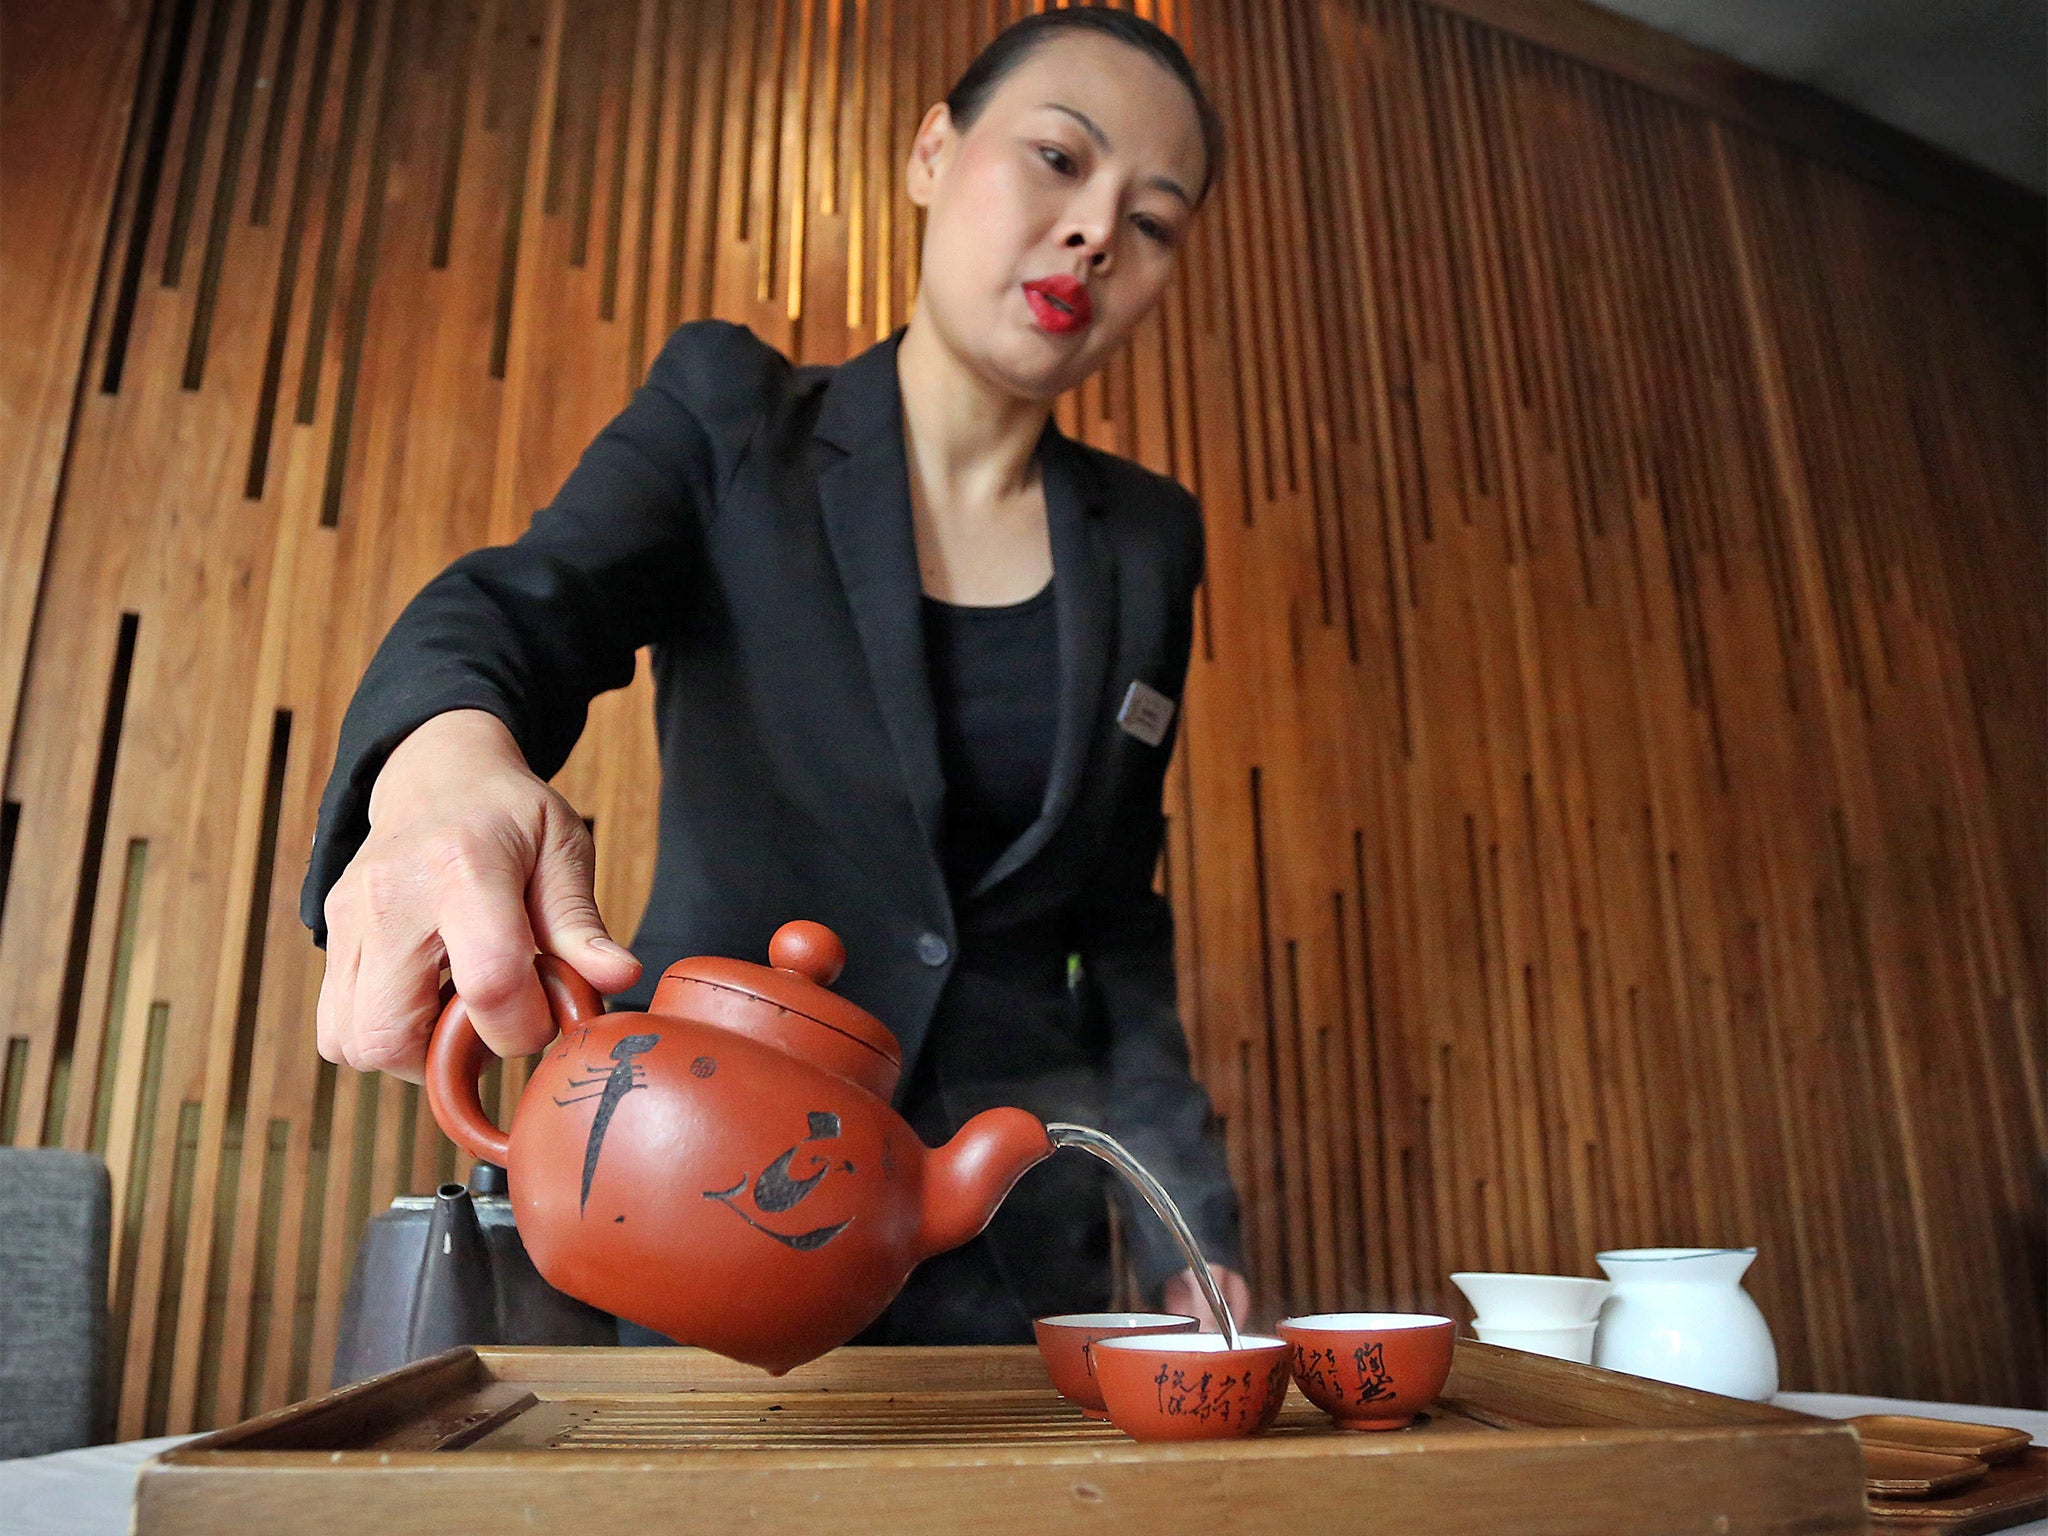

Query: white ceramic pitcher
1591,1247,1778,1400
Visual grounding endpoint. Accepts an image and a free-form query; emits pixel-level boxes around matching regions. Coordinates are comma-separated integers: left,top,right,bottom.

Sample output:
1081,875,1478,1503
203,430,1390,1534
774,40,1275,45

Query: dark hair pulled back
942,9,1225,206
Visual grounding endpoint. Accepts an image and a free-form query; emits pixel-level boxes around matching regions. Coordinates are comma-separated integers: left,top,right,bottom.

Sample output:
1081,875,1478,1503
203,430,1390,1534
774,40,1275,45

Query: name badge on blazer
1116,680,1177,747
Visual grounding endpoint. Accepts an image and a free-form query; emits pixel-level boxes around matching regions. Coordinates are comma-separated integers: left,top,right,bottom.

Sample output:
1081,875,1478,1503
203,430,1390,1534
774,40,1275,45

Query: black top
298,320,1240,1313
920,579,1060,896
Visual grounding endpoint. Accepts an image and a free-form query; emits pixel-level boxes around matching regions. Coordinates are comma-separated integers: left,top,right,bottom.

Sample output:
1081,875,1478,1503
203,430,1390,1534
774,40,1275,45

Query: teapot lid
659,921,902,1075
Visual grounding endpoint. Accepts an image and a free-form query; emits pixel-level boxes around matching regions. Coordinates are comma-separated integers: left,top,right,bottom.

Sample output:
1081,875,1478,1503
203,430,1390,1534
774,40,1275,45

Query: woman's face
905,33,1209,403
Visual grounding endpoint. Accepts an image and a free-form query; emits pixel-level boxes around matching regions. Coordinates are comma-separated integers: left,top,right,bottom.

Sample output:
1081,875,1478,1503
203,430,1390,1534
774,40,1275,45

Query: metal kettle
330,1160,616,1388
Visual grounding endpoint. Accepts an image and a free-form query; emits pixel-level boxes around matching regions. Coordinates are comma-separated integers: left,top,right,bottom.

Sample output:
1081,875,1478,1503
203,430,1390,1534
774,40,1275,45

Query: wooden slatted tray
135,1342,1872,1535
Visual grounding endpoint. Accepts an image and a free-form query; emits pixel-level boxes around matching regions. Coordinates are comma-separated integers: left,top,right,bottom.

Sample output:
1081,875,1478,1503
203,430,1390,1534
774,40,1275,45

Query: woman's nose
1063,227,1112,271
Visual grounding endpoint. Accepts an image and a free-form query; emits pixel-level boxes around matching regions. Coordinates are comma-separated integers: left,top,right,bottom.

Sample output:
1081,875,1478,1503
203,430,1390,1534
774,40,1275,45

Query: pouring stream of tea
1046,1124,1241,1349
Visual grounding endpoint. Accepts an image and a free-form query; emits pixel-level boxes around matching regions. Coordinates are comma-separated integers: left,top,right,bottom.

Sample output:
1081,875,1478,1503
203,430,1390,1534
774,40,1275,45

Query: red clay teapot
424,920,1053,1374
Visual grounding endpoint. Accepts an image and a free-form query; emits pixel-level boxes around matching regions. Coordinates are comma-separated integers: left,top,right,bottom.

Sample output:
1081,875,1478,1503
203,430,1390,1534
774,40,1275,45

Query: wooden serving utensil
1850,1413,2034,1467
1860,1444,1990,1500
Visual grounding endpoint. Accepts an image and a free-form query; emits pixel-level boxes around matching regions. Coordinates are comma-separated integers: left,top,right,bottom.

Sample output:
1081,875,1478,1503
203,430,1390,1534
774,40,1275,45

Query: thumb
527,807,642,994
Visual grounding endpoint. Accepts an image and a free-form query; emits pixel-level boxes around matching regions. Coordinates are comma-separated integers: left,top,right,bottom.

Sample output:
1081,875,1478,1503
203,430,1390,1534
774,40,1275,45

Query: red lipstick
1023,274,1092,333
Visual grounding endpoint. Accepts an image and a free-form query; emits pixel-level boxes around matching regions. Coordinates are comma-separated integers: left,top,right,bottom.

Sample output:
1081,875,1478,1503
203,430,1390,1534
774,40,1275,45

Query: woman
303,8,1250,1342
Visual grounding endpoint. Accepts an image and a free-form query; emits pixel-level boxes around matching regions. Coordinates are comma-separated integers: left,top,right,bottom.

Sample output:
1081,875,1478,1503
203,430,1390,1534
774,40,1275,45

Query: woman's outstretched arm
301,320,777,1081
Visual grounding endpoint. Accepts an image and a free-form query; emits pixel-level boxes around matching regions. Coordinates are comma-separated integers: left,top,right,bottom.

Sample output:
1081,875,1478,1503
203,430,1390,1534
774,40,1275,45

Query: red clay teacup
1277,1312,1456,1430
1033,1312,1200,1418
1091,1332,1294,1442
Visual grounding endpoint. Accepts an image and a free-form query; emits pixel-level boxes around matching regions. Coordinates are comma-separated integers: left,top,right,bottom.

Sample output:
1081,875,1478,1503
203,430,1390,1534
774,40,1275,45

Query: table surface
0,1392,2040,1535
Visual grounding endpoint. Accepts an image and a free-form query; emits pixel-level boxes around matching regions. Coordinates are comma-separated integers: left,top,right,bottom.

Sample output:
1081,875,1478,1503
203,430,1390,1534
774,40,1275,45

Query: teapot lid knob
769,920,846,986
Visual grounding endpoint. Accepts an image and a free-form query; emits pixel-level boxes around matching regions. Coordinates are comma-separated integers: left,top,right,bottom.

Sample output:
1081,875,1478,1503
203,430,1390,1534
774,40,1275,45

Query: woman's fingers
1221,1267,1253,1326
432,833,555,1060
526,796,642,995
1162,1264,1254,1332
318,713,585,1079
347,919,444,1084
315,874,364,1068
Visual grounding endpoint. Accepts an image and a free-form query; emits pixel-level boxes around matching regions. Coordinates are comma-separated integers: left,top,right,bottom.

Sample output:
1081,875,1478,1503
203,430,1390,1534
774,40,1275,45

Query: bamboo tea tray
136,1342,1873,1535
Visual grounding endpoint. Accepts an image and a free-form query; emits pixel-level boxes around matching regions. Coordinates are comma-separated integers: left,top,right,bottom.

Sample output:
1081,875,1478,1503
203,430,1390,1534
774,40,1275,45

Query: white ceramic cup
1471,1321,1598,1364
1449,1272,1612,1328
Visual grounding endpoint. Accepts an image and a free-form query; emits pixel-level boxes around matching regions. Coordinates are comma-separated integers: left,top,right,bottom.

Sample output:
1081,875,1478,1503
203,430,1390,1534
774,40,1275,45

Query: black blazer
300,320,1243,1324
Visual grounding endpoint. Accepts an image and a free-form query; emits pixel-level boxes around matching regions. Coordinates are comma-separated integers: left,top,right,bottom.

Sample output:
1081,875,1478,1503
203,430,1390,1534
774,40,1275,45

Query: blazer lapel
967,423,1116,900
811,327,1117,908
812,330,948,872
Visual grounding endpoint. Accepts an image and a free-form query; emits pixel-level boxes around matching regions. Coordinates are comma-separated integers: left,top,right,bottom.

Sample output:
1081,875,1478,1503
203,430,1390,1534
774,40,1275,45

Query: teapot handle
425,955,605,1166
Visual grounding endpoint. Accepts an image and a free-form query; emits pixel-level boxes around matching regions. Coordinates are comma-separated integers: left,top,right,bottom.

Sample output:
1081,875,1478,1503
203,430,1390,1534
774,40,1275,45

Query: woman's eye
1135,216,1175,246
1037,144,1077,175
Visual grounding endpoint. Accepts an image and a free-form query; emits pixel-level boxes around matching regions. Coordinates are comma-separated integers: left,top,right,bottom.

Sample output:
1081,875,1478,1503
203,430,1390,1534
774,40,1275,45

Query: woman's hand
315,709,643,1083
1161,1264,1253,1334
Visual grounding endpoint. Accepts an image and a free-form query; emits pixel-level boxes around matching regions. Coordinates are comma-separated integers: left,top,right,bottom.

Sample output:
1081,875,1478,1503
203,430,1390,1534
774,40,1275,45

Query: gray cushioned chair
0,1149,111,1457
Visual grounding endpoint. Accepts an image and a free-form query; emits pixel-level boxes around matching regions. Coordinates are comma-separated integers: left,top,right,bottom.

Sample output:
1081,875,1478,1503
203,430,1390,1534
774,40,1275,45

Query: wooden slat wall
1,0,2040,1436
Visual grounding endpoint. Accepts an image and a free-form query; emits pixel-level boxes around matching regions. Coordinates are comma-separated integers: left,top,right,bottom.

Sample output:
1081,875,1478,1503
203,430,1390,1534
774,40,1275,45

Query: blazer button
916,932,951,968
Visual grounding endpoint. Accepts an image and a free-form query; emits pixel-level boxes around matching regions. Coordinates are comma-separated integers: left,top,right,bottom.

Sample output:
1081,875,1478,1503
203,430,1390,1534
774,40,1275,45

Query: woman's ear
904,102,955,208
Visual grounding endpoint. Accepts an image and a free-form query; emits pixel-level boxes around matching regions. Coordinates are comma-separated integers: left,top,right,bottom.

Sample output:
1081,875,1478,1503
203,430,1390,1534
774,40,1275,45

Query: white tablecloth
0,1434,198,1535
0,1395,2039,1534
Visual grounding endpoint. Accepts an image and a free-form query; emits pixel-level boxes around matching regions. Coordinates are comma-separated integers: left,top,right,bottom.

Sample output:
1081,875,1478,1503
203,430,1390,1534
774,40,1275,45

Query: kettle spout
406,1183,499,1359
916,1108,1054,1261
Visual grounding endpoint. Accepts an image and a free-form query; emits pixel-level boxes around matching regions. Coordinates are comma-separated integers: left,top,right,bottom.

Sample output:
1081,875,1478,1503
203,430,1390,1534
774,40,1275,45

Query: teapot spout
917,1108,1054,1261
